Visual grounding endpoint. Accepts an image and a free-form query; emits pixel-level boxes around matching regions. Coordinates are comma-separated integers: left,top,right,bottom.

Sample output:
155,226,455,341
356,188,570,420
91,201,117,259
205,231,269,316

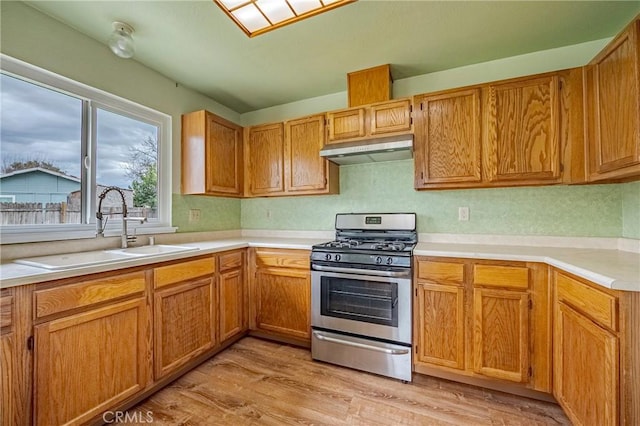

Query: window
0,55,172,243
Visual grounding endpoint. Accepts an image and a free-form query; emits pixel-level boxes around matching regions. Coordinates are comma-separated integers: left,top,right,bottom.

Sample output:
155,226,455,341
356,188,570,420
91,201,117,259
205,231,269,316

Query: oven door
311,266,412,344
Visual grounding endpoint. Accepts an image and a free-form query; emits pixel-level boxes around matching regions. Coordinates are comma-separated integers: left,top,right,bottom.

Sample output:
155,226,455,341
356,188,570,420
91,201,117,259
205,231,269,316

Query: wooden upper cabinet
284,114,338,194
486,75,561,183
245,122,285,196
585,18,640,181
182,110,243,197
370,99,412,135
326,98,413,145
414,88,482,187
326,108,366,143
347,64,392,107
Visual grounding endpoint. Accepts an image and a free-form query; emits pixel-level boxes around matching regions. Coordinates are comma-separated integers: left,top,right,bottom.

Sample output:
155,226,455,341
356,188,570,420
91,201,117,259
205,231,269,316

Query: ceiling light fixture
108,21,135,59
213,0,357,37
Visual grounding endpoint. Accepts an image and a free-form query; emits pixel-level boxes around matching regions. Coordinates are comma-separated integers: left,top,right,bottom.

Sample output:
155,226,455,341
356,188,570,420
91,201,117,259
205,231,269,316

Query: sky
0,73,157,189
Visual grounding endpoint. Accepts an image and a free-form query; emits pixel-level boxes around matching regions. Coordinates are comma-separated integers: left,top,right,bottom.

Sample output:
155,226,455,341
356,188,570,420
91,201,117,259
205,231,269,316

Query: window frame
0,54,174,243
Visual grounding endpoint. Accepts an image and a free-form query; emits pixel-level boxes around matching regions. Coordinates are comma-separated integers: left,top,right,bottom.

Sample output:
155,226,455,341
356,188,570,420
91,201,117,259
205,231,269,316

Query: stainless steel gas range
310,213,417,382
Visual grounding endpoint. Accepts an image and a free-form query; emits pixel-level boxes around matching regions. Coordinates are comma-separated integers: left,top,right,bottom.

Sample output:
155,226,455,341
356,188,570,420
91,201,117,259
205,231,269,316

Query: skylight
213,0,356,37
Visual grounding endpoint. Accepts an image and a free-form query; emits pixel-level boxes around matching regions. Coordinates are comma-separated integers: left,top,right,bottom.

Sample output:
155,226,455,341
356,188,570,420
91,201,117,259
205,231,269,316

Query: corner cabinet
245,122,285,196
414,257,552,395
553,270,640,426
182,110,243,196
249,248,311,346
153,257,217,379
585,17,640,181
33,271,152,426
245,116,338,197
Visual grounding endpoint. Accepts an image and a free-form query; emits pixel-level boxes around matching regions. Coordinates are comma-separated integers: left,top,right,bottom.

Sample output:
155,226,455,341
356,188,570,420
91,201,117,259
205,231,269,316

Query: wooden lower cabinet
415,282,465,370
219,250,246,343
34,297,151,426
154,277,216,379
554,301,618,426
414,257,550,396
552,269,640,426
473,288,529,382
250,248,311,344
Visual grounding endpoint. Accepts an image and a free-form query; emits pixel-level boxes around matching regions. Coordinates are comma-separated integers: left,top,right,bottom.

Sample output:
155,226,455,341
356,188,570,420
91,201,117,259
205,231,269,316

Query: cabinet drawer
219,251,243,272
35,271,146,319
556,272,618,331
255,249,310,270
1,288,14,329
416,260,464,285
473,264,529,290
154,257,216,289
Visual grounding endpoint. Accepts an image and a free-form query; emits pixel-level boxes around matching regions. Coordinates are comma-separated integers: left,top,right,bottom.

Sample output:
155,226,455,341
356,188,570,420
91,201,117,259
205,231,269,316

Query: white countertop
0,237,324,289
414,243,640,292
1,237,638,292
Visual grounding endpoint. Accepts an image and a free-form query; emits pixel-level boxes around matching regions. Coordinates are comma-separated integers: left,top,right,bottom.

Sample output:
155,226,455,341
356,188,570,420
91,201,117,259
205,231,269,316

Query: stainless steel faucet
96,186,147,248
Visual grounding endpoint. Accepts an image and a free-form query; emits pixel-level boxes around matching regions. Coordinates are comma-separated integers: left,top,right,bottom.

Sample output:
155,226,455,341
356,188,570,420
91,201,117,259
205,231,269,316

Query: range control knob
335,254,341,262
386,257,393,265
375,256,383,264
325,253,332,261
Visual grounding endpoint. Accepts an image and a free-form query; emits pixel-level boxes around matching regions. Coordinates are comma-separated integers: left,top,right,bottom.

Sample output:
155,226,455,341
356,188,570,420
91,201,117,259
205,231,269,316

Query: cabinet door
255,268,310,341
206,113,243,195
220,268,244,343
586,20,640,177
415,89,482,186
154,277,216,379
370,99,412,135
284,115,329,193
1,333,13,426
34,298,151,426
473,288,529,382
486,75,560,183
326,108,366,143
245,123,285,195
554,302,618,426
415,283,465,370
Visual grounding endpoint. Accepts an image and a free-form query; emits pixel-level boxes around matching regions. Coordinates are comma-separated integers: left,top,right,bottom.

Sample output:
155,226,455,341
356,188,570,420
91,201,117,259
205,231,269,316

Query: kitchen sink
104,244,199,257
14,245,199,270
14,250,135,270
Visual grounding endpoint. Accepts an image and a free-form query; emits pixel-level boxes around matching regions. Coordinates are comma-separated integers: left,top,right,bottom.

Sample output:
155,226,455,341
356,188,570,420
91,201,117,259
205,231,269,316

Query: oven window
320,277,398,327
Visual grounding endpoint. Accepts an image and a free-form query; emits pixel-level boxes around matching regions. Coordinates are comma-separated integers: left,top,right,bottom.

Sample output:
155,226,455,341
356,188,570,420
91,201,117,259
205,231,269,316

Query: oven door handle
313,331,410,355
311,264,410,278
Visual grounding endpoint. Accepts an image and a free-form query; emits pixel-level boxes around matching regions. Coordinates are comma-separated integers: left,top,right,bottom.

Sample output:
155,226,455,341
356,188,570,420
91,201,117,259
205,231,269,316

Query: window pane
0,74,82,225
95,108,159,224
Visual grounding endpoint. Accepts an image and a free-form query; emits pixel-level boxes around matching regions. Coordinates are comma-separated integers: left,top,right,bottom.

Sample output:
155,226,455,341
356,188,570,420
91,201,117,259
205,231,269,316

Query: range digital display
365,216,382,225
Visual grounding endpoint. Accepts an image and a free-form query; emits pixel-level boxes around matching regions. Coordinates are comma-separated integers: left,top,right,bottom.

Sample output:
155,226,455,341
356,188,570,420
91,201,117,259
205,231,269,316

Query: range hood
320,134,413,165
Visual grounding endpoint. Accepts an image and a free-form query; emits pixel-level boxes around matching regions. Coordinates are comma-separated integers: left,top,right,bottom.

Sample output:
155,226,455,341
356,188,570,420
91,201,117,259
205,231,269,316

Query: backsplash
241,159,627,237
173,194,241,232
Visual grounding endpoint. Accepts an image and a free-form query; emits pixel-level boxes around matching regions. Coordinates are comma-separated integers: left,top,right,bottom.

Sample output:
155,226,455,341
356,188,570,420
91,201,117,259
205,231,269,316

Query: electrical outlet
458,207,470,221
189,209,201,223
266,209,271,219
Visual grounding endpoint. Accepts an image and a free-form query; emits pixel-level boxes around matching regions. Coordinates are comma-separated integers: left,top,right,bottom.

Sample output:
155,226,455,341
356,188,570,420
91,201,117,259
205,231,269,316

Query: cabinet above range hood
320,134,413,165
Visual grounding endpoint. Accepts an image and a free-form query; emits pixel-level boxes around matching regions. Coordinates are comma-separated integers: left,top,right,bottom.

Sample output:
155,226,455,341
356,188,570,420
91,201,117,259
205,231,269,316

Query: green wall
241,160,627,237
0,1,240,232
2,1,637,239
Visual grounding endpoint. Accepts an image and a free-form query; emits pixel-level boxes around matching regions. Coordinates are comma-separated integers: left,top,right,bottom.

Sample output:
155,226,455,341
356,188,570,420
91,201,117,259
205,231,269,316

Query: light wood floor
125,337,570,425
